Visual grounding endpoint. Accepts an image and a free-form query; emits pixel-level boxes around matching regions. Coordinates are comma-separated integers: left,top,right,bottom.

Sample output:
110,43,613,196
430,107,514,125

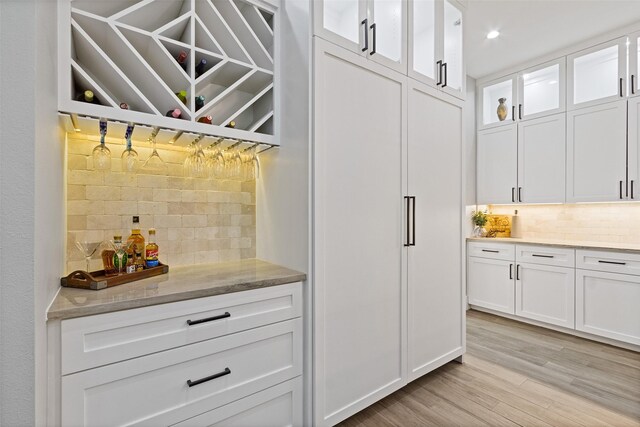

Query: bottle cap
113,234,122,240
226,121,236,128
178,51,187,63
148,228,156,235
171,109,181,118
119,102,129,109
84,90,94,102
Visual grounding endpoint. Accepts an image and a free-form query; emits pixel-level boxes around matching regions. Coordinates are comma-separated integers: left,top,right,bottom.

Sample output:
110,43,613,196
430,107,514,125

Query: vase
496,98,508,121
473,226,486,237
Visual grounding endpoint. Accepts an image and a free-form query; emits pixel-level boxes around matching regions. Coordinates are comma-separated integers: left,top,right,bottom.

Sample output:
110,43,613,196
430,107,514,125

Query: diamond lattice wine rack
58,0,277,145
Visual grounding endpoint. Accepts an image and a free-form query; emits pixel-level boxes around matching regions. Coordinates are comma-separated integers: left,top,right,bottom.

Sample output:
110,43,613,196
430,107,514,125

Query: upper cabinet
58,0,278,145
409,0,465,99
478,58,565,130
314,0,407,74
567,38,627,110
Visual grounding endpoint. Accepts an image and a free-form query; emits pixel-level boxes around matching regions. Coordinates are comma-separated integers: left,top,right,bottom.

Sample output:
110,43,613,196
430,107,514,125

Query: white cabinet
313,38,406,426
314,0,407,73
478,74,518,129
576,269,640,346
408,0,464,99
477,115,566,205
515,263,575,329
407,80,463,381
568,38,627,110
567,100,627,202
628,96,640,200
58,283,304,426
467,256,515,315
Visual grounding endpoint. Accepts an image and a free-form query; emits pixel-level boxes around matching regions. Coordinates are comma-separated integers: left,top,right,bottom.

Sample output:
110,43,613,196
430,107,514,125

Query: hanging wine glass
183,137,206,178
121,123,139,173
244,145,260,181
206,138,226,179
141,128,167,174
92,119,111,171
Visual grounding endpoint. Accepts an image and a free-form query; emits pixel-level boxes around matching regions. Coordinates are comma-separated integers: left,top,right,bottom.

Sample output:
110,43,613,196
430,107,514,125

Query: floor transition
338,310,640,426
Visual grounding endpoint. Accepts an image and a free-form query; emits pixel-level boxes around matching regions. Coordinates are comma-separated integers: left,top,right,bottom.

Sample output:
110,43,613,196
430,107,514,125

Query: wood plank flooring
337,309,640,426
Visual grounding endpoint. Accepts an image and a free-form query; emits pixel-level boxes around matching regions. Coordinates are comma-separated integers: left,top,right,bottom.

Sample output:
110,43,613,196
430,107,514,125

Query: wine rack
58,0,277,145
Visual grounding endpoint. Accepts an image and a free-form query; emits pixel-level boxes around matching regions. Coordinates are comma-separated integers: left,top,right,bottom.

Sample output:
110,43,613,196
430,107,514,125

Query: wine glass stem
85,256,91,273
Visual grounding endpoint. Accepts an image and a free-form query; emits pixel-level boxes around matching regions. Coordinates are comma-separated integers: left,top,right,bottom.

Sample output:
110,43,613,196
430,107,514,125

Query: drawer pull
481,249,499,253
187,312,231,326
532,254,554,258
187,367,231,387
598,260,627,266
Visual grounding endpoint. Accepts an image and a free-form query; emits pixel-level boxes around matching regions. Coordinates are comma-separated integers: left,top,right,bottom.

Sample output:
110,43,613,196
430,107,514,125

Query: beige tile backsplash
488,203,640,244
66,135,256,273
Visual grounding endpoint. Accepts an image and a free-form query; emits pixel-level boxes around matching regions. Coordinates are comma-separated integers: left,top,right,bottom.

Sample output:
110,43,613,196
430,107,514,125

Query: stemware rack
58,0,277,146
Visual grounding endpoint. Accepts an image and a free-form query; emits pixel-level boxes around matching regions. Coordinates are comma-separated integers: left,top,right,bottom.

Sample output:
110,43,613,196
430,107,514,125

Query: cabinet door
468,257,515,314
478,74,518,129
440,0,464,100
567,38,626,110
407,81,463,381
628,96,640,201
566,100,627,202
629,32,640,97
368,0,407,73
576,270,640,345
314,0,367,55
313,38,406,426
515,263,575,329
517,113,566,203
518,58,565,121
477,124,517,204
408,0,440,87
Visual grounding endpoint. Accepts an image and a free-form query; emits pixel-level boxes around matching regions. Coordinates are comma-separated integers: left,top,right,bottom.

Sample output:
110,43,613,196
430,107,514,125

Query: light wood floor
337,310,640,426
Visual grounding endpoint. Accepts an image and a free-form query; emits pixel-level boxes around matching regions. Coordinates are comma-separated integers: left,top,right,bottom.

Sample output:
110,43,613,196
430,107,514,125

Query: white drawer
61,282,302,375
171,377,303,427
61,319,302,427
516,245,575,268
576,250,640,276
468,242,515,261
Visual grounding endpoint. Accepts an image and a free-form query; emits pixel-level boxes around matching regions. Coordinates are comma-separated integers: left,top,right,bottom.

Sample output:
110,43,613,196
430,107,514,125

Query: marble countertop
466,237,640,254
48,259,306,321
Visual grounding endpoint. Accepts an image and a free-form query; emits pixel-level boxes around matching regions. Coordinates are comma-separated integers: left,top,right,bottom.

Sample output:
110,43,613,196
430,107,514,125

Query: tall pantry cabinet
313,30,464,427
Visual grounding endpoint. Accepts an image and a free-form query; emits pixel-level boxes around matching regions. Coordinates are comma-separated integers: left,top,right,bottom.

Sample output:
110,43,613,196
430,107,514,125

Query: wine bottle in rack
195,95,205,111
166,108,182,119
197,115,213,124
176,51,188,71
195,59,207,78
176,90,187,104
76,89,99,104
226,121,236,129
119,102,129,110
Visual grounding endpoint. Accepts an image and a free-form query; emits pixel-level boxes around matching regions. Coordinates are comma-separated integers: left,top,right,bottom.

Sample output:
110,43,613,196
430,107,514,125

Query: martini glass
121,123,139,173
74,233,103,273
142,130,167,174
92,119,111,171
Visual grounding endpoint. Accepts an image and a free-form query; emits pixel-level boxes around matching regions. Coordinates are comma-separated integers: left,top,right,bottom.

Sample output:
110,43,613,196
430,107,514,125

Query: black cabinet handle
512,106,515,121
369,23,376,55
187,367,231,387
632,75,636,95
509,263,513,280
516,264,521,280
598,260,627,266
620,78,624,97
632,180,635,199
404,196,411,247
519,104,523,120
532,254,554,258
518,187,522,203
512,187,515,203
411,196,416,246
187,312,231,326
620,180,624,199
442,62,448,88
482,249,499,253
361,19,368,52
436,60,443,85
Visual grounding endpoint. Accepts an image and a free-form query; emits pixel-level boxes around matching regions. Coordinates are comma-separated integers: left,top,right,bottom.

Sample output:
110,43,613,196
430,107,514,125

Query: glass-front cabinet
409,0,464,99
313,0,407,73
567,37,627,109
478,74,517,129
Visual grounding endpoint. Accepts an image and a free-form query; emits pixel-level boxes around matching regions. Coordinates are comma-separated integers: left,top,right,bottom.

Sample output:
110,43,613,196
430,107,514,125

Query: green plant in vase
471,210,488,237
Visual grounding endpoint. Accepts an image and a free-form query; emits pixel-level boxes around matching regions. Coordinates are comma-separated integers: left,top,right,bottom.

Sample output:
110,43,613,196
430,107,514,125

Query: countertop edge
48,272,307,321
466,237,640,254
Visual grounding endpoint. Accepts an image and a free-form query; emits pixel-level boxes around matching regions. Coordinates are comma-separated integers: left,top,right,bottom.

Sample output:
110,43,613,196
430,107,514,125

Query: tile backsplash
487,203,640,244
66,135,255,273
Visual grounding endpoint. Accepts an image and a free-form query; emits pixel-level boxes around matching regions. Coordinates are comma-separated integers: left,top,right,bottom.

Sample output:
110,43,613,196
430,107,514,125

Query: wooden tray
61,263,169,290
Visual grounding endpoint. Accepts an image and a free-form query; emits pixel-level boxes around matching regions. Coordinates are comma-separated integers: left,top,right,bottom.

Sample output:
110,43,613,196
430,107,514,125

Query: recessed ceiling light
487,30,500,39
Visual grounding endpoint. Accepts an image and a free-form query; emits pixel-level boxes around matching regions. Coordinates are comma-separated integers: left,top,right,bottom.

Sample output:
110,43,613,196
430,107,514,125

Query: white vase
473,226,486,237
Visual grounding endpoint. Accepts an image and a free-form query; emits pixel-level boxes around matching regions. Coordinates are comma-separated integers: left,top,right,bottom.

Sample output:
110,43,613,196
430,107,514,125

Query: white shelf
59,0,277,144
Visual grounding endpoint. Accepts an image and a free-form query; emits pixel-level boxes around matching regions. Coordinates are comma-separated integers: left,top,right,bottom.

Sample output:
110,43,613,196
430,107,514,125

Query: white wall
0,1,62,425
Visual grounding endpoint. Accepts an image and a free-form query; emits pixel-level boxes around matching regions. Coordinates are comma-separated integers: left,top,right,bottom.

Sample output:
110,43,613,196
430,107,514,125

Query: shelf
61,0,276,142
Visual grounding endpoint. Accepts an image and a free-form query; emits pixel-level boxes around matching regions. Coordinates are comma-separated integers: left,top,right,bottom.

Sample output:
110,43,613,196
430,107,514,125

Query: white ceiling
465,0,640,79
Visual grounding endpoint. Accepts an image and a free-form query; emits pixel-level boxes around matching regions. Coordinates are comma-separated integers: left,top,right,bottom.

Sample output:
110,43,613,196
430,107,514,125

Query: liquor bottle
166,108,182,119
198,115,213,124
119,102,129,110
176,90,187,104
134,250,145,271
76,89,99,104
195,58,207,77
177,51,188,71
145,229,160,268
126,216,145,265
195,95,205,111
226,121,236,129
